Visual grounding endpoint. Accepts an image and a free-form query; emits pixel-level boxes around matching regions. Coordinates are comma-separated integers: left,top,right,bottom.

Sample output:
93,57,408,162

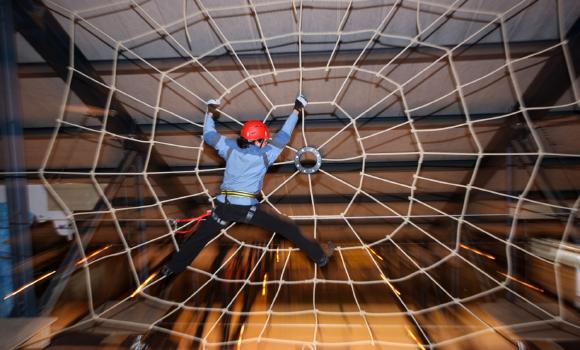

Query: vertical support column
0,0,36,316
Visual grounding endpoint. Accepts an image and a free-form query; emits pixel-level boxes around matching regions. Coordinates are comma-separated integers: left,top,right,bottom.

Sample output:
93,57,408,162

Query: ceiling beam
19,110,579,137
2,155,575,179
17,40,559,78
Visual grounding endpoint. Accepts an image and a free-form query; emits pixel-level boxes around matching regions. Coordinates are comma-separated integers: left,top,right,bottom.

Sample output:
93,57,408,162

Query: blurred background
0,0,579,349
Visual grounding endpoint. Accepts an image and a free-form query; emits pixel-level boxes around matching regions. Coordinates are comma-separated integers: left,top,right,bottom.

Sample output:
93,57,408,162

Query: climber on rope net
159,95,335,282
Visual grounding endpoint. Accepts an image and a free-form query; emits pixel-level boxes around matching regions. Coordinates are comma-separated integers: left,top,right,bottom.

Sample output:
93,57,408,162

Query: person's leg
164,202,253,274
165,214,224,274
248,205,329,265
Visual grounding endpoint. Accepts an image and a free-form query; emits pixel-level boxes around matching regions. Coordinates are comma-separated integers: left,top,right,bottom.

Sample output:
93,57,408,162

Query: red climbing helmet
240,120,270,141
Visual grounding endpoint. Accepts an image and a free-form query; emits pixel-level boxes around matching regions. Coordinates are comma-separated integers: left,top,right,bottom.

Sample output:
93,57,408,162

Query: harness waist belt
220,190,258,199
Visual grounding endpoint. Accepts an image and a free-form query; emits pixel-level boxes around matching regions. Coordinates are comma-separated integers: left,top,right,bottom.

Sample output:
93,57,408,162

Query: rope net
36,0,579,348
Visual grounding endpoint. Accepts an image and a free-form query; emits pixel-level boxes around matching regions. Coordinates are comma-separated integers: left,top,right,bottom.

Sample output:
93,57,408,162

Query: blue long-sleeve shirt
203,111,299,205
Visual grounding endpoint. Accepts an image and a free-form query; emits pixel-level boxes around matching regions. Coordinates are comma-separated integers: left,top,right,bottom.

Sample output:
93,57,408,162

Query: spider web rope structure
30,0,580,348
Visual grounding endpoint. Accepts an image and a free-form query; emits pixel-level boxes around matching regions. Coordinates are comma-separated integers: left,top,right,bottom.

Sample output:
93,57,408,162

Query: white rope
257,250,292,340
22,0,580,349
337,249,376,344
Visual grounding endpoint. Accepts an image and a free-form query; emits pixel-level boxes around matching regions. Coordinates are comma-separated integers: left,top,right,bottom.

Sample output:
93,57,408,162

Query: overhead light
4,271,56,300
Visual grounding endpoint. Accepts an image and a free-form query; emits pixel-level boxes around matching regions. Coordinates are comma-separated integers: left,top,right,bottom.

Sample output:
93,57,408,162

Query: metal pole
0,0,36,316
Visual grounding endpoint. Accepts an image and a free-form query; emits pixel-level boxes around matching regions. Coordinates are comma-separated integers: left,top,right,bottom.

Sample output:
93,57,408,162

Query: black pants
166,202,326,273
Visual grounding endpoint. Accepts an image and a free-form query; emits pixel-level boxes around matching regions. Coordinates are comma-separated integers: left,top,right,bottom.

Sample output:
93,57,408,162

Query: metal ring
294,146,322,174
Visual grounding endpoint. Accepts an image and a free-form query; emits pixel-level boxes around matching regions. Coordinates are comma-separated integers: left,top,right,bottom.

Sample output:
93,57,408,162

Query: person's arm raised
203,99,223,149
202,99,234,160
270,95,308,150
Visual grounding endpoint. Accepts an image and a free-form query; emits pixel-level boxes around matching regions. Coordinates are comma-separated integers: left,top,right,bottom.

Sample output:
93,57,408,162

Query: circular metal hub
294,146,322,174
